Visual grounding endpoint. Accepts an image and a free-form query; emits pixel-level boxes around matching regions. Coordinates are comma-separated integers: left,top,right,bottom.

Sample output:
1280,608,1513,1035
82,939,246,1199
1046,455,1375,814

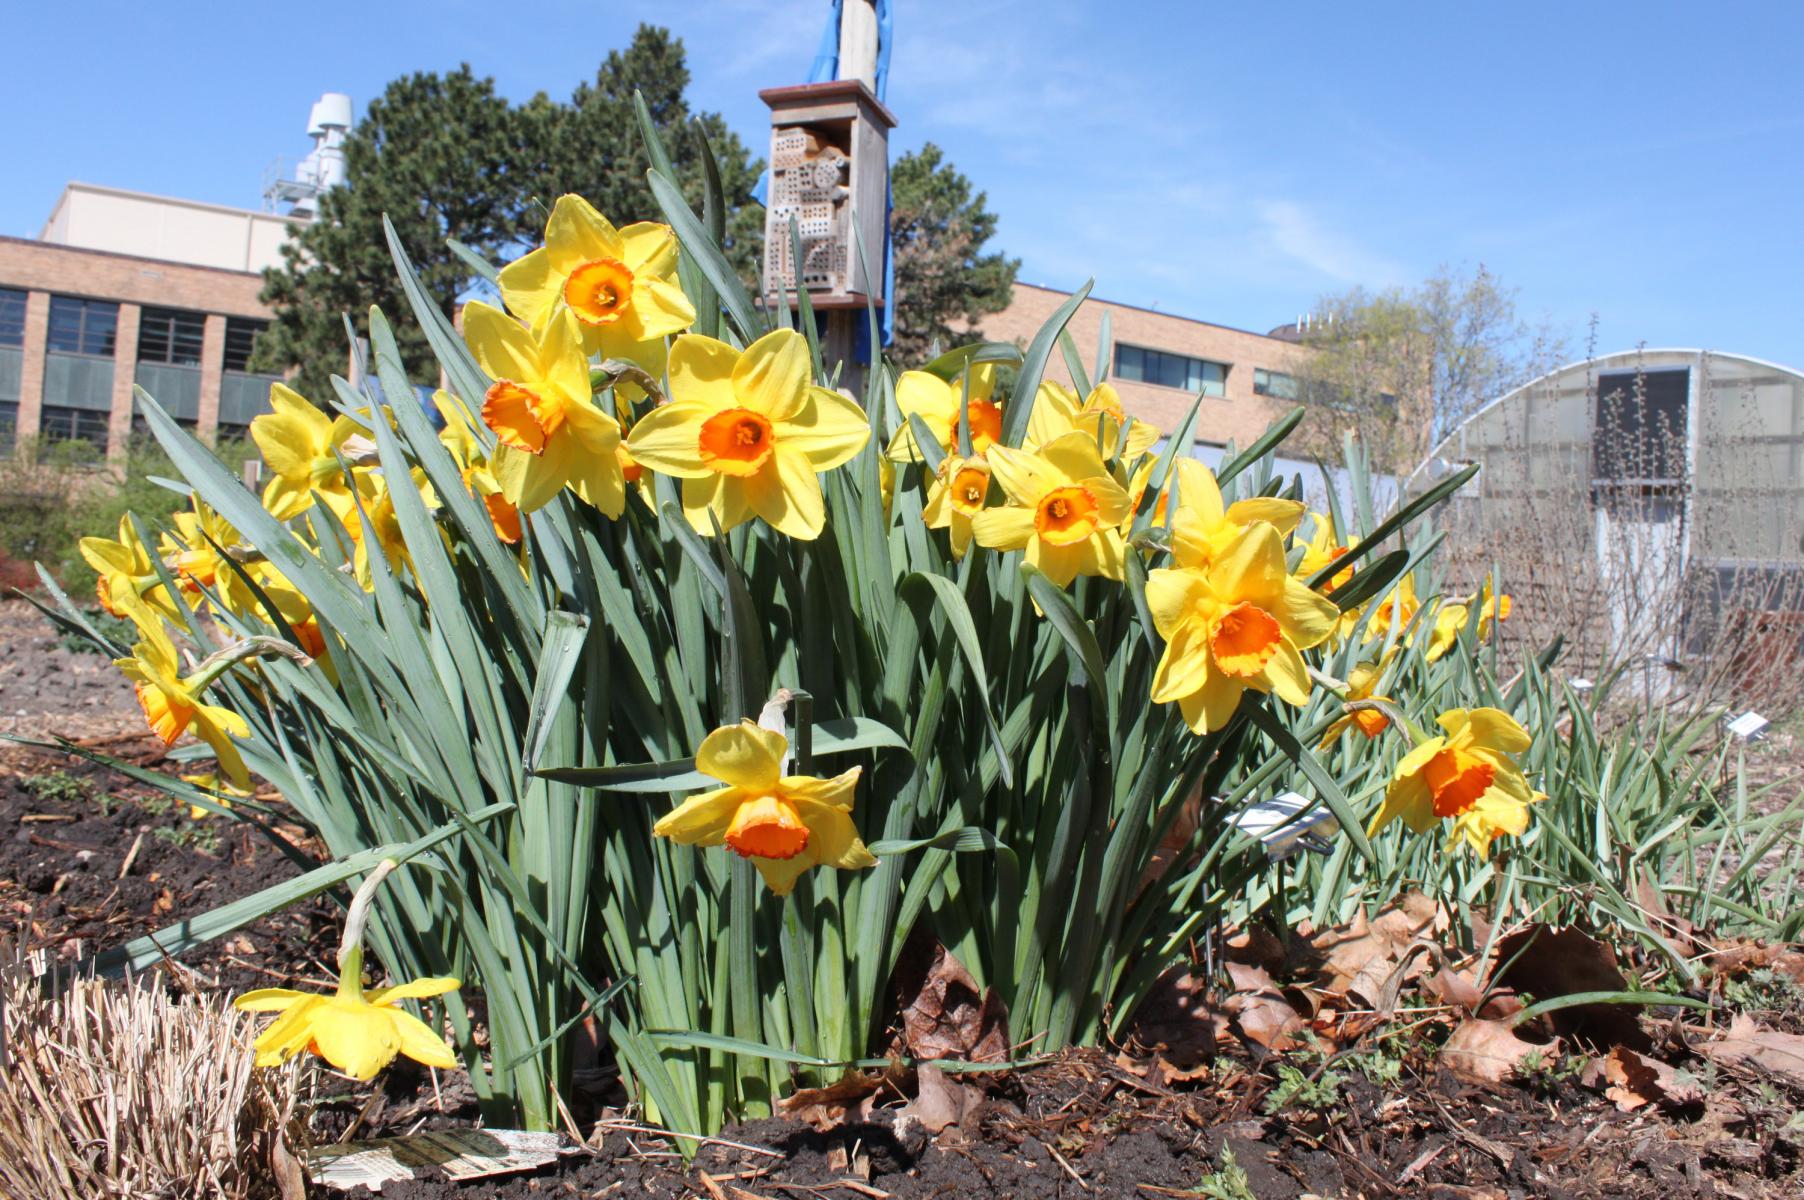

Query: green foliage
1261,1061,1345,1115
254,25,763,398
889,143,1019,364
22,771,90,806
1517,1050,1586,1096
0,434,253,601
1188,1145,1257,1200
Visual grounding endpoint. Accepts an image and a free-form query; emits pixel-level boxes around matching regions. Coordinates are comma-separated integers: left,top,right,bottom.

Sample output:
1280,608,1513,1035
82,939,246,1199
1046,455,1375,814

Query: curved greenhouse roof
1414,349,1804,568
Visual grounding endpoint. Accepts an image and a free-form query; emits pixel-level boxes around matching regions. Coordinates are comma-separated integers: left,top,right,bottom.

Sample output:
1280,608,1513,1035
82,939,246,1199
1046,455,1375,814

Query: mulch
4,595,1804,1199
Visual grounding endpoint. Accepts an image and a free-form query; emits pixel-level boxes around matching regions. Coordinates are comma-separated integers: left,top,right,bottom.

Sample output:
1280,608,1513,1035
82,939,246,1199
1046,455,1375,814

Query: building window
138,307,206,366
1115,344,1228,397
223,317,268,373
0,401,16,442
0,289,25,349
46,296,118,357
40,405,111,445
1254,368,1298,401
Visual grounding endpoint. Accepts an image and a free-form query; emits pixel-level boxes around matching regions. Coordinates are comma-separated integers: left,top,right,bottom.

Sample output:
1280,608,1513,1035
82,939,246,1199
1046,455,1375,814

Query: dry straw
0,949,304,1200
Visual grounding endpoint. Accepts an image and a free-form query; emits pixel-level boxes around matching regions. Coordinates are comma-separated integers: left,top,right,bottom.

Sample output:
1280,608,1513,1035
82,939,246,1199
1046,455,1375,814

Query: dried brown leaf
1440,1018,1554,1085
778,1071,888,1132
1490,924,1644,1048
1122,968,1218,1073
1701,1015,1804,1086
1596,1046,1704,1112
891,942,1009,1063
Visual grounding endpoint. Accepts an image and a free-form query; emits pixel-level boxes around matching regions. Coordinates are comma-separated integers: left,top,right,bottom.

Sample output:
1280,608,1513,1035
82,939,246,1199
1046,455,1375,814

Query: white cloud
1254,200,1408,288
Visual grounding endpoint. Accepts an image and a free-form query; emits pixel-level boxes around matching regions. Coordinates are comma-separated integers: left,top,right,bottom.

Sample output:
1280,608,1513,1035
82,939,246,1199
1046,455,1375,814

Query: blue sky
6,2,1801,362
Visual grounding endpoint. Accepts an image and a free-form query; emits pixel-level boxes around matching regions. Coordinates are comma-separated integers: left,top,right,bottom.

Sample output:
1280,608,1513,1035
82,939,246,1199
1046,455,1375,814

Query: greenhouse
1414,348,1804,692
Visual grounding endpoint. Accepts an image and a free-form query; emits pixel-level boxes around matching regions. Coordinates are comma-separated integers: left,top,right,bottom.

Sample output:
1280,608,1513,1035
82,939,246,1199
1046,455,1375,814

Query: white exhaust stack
264,92,353,219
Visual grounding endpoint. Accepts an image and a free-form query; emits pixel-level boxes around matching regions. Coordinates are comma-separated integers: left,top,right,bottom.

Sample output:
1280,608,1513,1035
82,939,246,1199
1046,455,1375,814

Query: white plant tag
1229,791,1338,860
308,1129,571,1192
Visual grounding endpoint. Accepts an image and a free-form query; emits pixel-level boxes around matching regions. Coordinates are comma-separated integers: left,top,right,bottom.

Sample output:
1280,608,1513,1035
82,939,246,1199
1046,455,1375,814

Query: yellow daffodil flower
1026,381,1160,462
1425,599,1467,662
464,301,625,516
160,500,243,604
80,516,176,619
236,972,460,1080
1147,522,1341,734
1473,577,1512,638
1369,708,1543,860
1363,574,1421,643
1319,651,1399,749
1165,458,1306,570
921,452,991,559
115,611,251,787
652,720,877,896
179,771,253,821
624,330,870,540
971,431,1131,588
252,384,369,520
438,397,525,545
498,193,695,363
885,366,1003,461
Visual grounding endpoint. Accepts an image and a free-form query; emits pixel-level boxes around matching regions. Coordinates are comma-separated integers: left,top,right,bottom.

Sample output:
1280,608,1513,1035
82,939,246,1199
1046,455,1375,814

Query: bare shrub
0,952,304,1200
1436,351,1804,722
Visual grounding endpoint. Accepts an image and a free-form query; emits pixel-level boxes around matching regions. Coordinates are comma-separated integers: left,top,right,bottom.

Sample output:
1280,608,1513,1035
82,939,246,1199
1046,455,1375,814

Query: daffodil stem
1346,698,1430,745
1307,665,1350,693
338,858,399,975
187,635,316,689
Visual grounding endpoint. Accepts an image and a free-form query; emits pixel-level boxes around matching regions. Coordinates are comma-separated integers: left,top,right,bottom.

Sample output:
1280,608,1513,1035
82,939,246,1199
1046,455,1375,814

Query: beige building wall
39,183,301,275
974,283,1311,448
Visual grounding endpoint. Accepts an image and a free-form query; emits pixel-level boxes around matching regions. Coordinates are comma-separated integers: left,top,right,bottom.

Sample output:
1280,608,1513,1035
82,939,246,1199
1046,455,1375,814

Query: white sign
1726,711,1770,740
1229,791,1338,860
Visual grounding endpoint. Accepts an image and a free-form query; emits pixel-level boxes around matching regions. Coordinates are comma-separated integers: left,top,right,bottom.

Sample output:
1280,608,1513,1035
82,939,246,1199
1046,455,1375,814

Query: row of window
0,288,267,372
1113,342,1303,404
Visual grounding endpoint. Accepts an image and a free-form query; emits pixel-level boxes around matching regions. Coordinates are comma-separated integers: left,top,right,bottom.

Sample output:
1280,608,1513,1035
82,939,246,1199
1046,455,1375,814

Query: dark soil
6,595,1804,1199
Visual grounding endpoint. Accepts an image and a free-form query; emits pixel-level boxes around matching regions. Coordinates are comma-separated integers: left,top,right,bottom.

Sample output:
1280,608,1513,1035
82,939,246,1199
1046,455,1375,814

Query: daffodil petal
776,388,872,471
696,721,786,790
732,329,811,421
653,785,747,846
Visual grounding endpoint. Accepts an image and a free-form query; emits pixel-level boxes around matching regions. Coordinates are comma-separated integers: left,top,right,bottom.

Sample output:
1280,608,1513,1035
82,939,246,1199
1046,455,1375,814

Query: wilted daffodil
1147,522,1341,734
624,330,870,540
464,301,625,516
1425,599,1467,663
1319,651,1399,749
115,610,251,787
1026,381,1160,462
886,366,1003,461
1164,459,1306,571
498,193,695,364
652,720,877,896
972,431,1131,588
1369,708,1542,860
237,861,460,1080
1473,577,1512,638
252,384,370,520
79,516,176,619
921,452,992,559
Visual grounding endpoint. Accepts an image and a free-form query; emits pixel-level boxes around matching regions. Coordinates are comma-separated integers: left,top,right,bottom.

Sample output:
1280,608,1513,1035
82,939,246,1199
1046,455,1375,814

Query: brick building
973,282,1311,449
0,183,294,456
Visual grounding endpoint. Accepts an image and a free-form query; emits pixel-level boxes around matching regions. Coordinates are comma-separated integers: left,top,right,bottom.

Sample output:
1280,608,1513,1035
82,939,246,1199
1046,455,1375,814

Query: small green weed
1261,1062,1345,1116
21,771,90,805
1187,1145,1256,1200
1518,1051,1586,1096
153,823,220,855
1726,968,1804,1015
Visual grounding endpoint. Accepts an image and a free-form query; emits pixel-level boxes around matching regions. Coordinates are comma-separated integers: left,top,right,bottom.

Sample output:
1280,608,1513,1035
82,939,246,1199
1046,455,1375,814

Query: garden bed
5,595,1803,1199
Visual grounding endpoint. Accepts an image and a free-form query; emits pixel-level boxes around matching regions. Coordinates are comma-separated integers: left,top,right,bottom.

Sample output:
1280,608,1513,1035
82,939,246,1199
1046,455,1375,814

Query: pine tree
887,143,1019,365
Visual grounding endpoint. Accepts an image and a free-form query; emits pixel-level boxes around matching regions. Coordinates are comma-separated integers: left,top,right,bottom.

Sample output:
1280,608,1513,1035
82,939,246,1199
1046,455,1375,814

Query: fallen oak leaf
778,1070,890,1132
1589,1046,1704,1112
1701,1015,1804,1087
1440,1018,1556,1086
